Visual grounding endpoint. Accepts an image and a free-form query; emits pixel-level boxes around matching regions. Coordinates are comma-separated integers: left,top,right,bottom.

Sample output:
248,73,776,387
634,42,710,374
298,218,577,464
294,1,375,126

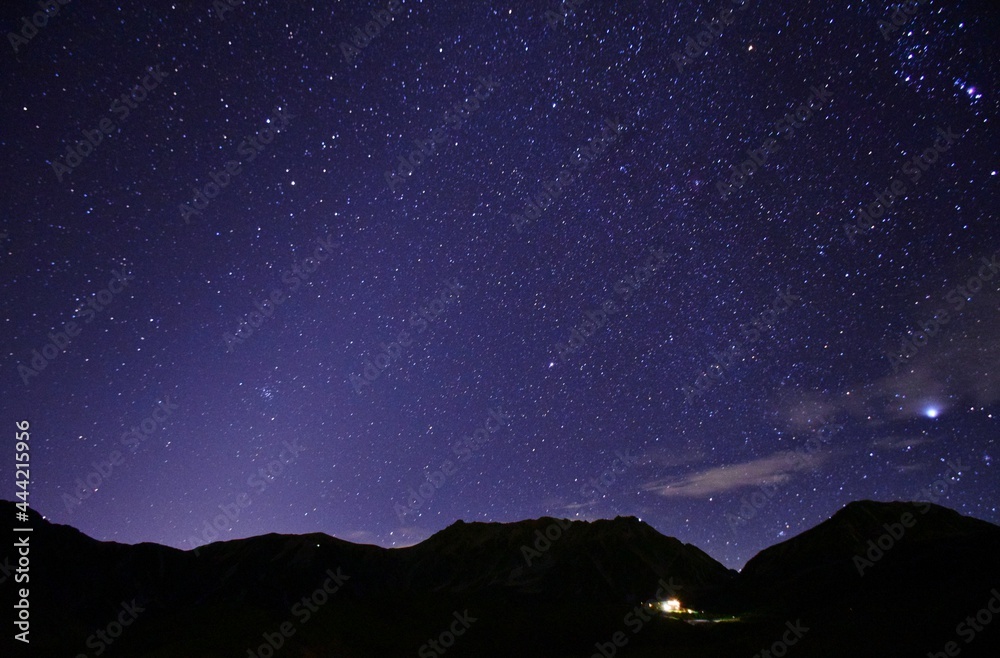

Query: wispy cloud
776,297,1000,427
641,450,827,498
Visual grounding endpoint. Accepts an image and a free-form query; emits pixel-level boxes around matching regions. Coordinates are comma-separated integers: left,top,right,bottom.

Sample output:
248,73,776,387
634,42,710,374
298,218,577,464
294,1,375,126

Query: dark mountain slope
400,516,735,605
731,500,1000,612
5,500,1000,657
723,499,1000,657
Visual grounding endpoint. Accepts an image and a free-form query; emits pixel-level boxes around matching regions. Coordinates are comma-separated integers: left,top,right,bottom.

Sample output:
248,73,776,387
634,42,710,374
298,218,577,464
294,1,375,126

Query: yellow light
661,599,682,612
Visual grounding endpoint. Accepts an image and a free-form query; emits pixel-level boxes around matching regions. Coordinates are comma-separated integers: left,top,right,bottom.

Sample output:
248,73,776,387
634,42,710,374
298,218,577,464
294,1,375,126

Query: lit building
656,598,696,614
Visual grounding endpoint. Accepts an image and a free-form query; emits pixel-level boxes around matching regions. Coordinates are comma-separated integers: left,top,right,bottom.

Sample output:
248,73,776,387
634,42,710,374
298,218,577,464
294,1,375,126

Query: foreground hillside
4,500,1000,657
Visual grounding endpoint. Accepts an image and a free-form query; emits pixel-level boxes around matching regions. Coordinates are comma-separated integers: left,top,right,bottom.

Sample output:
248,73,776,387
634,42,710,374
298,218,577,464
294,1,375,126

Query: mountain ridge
6,499,1000,657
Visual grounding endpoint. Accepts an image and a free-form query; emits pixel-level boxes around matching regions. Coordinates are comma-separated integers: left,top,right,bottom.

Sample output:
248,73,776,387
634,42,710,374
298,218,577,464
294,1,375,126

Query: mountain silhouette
5,500,1000,657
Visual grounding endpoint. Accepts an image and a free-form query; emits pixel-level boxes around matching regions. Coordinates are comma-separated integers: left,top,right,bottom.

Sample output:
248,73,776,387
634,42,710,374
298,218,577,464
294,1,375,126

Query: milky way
2,0,998,569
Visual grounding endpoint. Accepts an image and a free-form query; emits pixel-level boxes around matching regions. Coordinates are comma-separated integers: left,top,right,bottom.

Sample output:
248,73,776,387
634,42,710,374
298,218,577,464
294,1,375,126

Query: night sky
3,0,998,570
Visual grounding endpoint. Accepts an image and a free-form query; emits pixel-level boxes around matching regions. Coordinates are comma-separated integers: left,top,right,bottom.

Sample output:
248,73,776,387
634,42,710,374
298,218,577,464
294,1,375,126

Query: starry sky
2,0,998,570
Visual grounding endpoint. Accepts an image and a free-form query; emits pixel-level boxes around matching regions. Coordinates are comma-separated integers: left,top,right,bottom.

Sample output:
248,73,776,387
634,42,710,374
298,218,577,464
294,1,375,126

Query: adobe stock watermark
72,599,145,658
418,610,478,658
339,0,405,64
211,0,244,21
717,83,833,200
853,457,967,576
884,248,999,373
178,106,295,224
879,0,929,41
519,517,574,568
394,408,511,522
927,588,1000,658
580,448,642,502
185,439,305,553
671,0,752,73
350,279,463,393
17,269,135,385
748,620,810,658
682,286,803,404
544,0,587,27
246,567,350,658
588,578,686,658
50,64,170,182
62,396,179,513
725,420,843,536
555,247,669,362
511,117,626,234
0,555,15,586
844,126,963,245
385,76,497,193
223,233,341,353
12,533,31,644
520,449,642,568
7,0,72,54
